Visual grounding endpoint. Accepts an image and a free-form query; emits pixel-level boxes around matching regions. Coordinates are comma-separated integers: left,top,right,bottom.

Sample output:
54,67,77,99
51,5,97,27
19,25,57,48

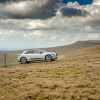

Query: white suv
17,49,57,64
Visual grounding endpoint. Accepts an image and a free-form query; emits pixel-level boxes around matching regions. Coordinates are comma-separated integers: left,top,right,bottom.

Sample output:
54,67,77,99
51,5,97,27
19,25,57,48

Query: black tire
20,57,27,64
45,55,52,62
51,59,56,61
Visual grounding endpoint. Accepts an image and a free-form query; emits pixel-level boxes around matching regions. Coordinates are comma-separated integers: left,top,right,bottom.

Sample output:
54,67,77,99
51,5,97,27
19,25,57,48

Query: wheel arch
20,57,27,62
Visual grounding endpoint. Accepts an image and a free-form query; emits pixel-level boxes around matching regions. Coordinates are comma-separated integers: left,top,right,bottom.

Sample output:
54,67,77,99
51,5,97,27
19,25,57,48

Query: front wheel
45,55,52,62
20,57,27,64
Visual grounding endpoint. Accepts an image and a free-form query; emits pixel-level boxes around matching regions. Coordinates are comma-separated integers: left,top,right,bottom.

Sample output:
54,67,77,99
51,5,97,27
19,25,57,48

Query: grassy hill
46,40,100,55
0,40,100,66
0,40,100,100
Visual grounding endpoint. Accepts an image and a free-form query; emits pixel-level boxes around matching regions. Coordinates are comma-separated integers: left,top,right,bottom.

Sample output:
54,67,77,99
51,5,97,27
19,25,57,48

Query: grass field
0,42,100,100
0,50,22,66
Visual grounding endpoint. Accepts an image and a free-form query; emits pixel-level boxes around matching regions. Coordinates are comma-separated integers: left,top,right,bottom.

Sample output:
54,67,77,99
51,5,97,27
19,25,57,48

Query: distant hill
65,40,100,49
46,40,100,54
0,40,100,65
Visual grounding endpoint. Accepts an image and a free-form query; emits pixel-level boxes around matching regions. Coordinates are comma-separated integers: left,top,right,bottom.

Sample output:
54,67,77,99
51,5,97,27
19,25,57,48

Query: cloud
60,7,88,17
0,0,57,19
0,0,100,49
0,0,93,19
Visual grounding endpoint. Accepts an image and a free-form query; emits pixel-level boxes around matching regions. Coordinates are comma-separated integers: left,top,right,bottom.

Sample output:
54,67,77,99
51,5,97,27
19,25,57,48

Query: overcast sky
0,0,100,50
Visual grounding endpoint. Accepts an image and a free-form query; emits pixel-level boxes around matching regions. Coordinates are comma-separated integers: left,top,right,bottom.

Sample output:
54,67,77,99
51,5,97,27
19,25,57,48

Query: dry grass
0,46,100,100
0,51,19,66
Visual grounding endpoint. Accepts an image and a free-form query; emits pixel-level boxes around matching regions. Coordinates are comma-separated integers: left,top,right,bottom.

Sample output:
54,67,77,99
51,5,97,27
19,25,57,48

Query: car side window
40,51,43,54
24,50,44,54
33,50,39,54
25,50,34,54
34,50,43,54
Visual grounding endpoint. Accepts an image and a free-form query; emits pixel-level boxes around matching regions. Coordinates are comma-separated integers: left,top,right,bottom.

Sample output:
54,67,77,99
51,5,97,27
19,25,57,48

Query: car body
17,49,57,64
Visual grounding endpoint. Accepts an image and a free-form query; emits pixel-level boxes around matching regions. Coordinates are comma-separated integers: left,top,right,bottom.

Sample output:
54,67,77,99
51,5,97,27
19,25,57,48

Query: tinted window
34,50,44,54
33,50,41,53
25,50,34,54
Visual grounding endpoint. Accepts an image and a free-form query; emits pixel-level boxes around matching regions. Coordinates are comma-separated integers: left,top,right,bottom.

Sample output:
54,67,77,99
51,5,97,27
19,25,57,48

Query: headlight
51,53,57,57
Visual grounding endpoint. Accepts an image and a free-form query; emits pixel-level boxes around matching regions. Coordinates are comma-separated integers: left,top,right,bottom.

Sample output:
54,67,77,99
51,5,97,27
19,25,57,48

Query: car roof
23,49,47,53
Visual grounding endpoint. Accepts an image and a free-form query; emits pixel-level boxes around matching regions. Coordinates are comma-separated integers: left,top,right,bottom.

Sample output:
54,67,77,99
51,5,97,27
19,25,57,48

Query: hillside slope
46,40,100,54
0,44,100,100
0,40,100,65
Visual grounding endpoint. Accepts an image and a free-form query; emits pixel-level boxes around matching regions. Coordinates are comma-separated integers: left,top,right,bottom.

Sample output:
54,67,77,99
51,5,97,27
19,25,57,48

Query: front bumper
51,55,58,60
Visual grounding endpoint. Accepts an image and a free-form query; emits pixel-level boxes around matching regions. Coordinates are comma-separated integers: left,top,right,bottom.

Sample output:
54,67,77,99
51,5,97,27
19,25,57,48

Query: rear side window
24,50,34,54
34,50,44,54
24,50,45,54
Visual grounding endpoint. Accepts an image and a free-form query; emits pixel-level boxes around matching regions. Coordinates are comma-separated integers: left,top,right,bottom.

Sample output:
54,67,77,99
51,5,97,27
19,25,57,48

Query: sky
0,0,100,50
63,0,93,5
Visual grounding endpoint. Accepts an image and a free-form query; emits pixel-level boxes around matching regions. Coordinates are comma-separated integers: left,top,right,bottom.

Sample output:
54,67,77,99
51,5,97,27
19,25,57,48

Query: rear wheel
20,57,27,64
45,55,52,62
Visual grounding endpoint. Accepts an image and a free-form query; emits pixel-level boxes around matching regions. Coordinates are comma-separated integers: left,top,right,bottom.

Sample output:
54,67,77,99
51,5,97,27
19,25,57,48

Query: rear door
32,50,43,60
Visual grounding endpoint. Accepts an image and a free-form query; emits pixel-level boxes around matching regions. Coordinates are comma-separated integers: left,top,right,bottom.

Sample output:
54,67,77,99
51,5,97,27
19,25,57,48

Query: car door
32,50,43,60
24,50,35,61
